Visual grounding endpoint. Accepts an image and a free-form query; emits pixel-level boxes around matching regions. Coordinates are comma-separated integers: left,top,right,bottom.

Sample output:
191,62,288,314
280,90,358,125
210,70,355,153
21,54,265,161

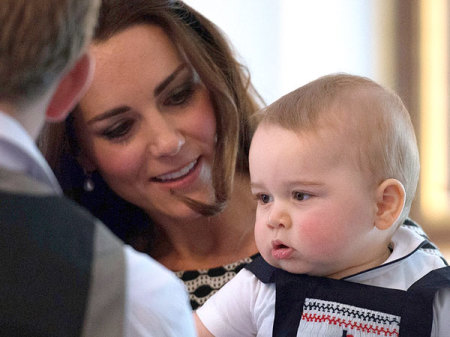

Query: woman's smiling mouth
152,158,199,182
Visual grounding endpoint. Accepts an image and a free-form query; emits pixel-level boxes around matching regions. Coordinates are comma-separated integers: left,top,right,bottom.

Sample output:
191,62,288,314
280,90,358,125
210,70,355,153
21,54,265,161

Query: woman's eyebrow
87,63,188,125
154,63,187,96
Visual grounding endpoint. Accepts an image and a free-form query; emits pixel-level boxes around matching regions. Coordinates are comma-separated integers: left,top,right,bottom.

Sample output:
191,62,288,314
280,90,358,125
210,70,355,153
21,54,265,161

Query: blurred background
184,0,450,259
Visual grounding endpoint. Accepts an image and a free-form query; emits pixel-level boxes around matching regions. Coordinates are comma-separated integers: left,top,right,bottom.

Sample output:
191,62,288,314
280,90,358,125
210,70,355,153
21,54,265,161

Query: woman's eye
164,83,195,106
293,191,311,201
256,193,272,204
101,120,134,139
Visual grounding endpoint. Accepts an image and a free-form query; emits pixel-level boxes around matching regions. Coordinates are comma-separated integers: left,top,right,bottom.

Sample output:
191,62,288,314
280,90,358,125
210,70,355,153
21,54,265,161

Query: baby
194,74,450,337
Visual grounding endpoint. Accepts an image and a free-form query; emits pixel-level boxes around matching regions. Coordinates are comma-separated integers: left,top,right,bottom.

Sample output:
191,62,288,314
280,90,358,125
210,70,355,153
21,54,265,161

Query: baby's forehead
254,119,352,157
251,120,375,183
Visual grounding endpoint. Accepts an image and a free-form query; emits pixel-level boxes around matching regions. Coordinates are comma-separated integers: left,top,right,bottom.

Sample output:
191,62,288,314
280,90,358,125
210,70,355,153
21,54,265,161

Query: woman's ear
46,52,94,122
374,178,406,230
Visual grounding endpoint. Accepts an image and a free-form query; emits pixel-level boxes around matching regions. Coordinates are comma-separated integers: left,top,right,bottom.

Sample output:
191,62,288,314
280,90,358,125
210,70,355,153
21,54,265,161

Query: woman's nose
146,116,185,157
150,135,185,157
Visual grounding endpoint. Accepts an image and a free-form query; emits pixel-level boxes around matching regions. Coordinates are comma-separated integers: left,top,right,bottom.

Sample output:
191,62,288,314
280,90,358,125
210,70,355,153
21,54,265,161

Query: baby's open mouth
272,240,289,250
271,240,294,259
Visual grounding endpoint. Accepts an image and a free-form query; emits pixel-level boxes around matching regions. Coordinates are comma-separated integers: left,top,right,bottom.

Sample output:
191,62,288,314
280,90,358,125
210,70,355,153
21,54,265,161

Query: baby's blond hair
254,73,420,222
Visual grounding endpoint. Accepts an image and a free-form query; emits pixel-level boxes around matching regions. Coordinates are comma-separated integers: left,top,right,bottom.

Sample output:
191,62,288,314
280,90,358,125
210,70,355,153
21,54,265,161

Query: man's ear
46,52,94,122
374,178,406,230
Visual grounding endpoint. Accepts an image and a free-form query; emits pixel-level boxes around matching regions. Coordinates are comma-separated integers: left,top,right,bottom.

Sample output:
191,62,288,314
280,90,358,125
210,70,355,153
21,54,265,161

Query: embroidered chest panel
298,298,400,337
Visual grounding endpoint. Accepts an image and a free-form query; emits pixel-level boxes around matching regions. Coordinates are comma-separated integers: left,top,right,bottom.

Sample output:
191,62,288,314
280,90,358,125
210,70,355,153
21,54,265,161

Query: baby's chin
260,252,332,277
260,252,299,273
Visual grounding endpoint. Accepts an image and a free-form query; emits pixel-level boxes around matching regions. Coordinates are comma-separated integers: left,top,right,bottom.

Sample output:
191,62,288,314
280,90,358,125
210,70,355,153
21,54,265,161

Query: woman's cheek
93,144,144,179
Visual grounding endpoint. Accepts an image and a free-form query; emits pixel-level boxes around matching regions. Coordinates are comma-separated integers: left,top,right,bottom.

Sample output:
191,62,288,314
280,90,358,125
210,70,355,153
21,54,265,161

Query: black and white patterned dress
176,254,260,309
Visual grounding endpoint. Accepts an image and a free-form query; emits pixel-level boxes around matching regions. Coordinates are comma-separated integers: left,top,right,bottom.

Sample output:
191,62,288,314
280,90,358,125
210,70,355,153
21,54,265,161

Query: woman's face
75,24,217,222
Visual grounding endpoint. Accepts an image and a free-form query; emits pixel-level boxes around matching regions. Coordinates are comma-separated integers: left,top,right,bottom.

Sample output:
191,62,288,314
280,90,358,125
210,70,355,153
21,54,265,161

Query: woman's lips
149,157,202,190
271,240,294,259
152,158,198,182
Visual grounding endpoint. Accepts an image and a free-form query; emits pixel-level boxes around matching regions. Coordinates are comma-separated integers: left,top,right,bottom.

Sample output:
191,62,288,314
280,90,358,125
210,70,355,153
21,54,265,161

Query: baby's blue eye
293,191,310,201
257,193,272,204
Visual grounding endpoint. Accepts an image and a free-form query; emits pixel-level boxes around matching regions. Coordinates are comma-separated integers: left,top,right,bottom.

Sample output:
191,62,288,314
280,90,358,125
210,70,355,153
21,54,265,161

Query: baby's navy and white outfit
196,225,450,337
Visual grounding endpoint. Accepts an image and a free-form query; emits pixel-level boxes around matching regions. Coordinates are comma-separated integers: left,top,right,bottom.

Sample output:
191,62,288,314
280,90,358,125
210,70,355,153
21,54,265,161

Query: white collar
384,225,425,263
0,111,61,194
345,225,427,281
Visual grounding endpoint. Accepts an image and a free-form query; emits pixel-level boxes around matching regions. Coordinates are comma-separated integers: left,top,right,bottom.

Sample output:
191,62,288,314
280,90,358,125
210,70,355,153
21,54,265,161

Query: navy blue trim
244,255,275,283
401,267,450,336
342,239,429,280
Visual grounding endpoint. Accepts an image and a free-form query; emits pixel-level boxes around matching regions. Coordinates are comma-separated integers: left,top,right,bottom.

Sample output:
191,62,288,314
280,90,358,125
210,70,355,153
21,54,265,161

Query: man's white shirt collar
0,111,61,194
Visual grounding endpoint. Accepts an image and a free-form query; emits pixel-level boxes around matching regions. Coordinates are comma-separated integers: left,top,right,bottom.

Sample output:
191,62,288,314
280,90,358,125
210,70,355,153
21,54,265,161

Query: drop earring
83,170,95,192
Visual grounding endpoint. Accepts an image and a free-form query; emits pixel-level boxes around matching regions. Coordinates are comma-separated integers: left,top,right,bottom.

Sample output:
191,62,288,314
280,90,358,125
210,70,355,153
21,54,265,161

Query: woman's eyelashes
101,119,135,141
163,80,196,106
97,78,197,142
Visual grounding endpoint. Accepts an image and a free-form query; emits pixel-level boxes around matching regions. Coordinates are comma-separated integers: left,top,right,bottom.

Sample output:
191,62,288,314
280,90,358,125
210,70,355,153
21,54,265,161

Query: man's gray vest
0,168,125,337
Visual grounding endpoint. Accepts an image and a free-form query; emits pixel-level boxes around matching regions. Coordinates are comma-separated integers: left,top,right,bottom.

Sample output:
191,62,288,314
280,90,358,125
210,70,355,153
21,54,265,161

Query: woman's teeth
154,159,197,181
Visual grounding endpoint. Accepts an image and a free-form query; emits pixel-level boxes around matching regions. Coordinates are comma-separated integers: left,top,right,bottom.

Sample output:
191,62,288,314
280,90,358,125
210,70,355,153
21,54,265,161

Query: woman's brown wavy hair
39,0,263,247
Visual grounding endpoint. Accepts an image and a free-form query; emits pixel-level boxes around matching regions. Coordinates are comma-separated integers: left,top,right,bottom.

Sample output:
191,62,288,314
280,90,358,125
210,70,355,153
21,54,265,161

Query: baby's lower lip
271,246,294,259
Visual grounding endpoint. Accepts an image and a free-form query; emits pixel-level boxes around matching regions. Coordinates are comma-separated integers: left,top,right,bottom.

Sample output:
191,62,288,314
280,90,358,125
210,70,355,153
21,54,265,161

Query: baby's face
249,122,382,278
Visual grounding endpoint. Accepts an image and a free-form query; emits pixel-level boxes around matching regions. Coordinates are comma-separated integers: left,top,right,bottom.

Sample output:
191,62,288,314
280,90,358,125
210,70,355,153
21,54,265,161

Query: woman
40,0,262,309
39,0,444,310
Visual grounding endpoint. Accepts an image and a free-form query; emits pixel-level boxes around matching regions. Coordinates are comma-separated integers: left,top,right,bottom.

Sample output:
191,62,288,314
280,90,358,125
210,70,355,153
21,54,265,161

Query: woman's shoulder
176,253,260,309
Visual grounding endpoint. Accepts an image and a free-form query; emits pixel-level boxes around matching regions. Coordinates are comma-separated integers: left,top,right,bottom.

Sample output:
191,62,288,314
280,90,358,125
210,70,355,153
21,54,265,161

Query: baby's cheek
296,217,343,257
254,219,268,251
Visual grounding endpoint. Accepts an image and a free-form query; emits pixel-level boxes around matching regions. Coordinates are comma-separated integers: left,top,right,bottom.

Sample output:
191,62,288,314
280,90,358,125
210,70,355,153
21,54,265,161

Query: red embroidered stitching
301,313,399,337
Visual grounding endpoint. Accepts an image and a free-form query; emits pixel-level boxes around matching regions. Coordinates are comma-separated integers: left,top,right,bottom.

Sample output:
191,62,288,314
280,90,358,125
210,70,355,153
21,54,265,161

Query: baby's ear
374,178,405,230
